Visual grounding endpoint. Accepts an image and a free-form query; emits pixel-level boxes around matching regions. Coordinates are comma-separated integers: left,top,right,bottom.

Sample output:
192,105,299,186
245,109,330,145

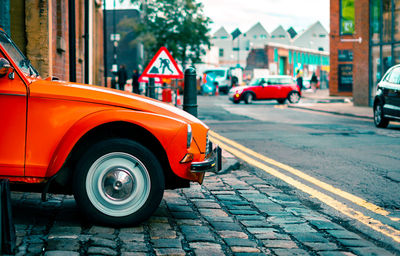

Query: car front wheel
287,92,300,103
244,93,254,104
73,139,165,226
374,102,389,128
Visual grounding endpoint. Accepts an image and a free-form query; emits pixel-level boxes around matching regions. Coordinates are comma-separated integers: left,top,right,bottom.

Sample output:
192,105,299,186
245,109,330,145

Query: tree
118,0,211,69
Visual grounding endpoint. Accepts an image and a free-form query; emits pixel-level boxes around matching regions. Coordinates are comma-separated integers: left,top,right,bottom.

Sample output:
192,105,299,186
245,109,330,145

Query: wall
50,0,69,80
10,0,27,54
25,0,50,78
330,0,370,105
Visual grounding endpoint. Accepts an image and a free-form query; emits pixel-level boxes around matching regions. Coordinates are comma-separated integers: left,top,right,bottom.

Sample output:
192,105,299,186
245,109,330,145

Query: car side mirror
0,58,12,78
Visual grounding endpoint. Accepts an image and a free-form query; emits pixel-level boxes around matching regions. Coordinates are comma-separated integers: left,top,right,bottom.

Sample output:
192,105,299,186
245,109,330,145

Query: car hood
231,85,252,91
29,79,206,126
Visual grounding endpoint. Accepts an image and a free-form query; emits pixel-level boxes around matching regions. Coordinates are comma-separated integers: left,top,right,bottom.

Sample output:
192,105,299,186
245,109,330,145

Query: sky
105,0,330,35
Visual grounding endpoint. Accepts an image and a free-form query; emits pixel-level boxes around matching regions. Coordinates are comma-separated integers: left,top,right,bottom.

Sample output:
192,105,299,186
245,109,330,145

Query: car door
386,67,400,117
260,78,279,99
0,51,27,176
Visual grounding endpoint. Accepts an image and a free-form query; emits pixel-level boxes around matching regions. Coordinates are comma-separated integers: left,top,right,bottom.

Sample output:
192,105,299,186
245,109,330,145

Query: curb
287,104,373,120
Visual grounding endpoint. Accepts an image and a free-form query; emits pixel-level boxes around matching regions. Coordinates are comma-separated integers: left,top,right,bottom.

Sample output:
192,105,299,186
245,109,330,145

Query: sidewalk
290,89,373,119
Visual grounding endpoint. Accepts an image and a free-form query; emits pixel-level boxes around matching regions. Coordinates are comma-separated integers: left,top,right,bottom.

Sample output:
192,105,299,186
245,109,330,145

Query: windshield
249,78,265,85
0,31,39,77
205,70,226,78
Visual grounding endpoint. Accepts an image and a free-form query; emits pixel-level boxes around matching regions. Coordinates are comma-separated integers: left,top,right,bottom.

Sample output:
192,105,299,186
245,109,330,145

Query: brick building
0,0,104,86
330,0,400,106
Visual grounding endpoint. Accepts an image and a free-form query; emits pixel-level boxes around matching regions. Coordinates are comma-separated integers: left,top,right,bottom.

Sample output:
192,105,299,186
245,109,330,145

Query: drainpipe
68,0,76,82
84,0,89,84
103,0,107,87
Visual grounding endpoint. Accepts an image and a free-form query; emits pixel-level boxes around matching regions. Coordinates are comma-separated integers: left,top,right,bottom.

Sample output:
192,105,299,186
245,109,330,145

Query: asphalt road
198,94,400,251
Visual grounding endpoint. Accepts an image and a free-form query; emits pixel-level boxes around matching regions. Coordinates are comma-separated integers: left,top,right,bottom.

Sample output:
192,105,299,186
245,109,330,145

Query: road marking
209,130,391,217
274,105,288,109
210,135,400,243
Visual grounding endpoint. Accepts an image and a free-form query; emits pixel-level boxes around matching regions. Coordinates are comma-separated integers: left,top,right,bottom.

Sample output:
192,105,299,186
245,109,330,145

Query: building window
219,48,224,57
318,47,324,51
382,0,392,42
260,35,267,39
319,34,327,38
253,35,257,39
382,44,392,73
371,0,381,44
340,0,355,35
220,36,228,39
394,0,400,41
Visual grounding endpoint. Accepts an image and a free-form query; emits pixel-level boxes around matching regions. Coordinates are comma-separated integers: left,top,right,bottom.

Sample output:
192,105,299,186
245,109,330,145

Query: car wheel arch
243,91,256,102
46,111,188,190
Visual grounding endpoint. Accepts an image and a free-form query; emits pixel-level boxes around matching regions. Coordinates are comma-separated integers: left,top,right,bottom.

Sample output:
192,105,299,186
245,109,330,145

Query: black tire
374,102,389,128
277,99,286,104
233,100,240,104
244,93,254,104
73,138,165,226
287,92,300,103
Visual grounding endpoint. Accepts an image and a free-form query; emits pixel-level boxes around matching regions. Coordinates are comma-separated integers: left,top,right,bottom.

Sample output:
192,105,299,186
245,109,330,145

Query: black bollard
183,67,198,117
149,78,156,99
0,179,16,254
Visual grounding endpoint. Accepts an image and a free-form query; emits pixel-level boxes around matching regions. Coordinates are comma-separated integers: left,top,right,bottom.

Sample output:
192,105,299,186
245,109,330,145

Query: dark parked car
228,75,301,104
373,65,400,128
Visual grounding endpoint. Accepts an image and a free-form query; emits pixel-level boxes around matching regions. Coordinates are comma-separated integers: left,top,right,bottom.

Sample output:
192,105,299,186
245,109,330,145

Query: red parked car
228,75,301,104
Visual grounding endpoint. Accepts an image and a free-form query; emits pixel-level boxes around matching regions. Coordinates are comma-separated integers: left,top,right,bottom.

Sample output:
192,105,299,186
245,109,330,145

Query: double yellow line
209,130,400,243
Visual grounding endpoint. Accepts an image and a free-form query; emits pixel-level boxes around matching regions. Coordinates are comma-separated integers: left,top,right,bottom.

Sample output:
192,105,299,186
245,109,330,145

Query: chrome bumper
190,144,222,173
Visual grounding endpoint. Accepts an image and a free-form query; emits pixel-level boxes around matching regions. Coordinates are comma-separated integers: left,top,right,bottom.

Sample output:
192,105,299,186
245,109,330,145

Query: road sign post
149,78,155,99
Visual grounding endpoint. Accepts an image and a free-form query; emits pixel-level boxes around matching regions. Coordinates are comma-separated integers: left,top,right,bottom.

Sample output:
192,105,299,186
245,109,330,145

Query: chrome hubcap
290,93,299,103
86,152,151,217
102,168,135,201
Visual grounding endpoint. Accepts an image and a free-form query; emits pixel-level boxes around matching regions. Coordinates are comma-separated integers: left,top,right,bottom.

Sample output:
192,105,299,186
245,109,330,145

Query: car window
0,31,39,77
278,78,294,84
268,78,279,85
387,67,400,84
205,70,225,78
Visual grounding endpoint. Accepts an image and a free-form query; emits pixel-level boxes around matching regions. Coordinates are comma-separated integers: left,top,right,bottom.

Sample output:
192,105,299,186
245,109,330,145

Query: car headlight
187,124,192,148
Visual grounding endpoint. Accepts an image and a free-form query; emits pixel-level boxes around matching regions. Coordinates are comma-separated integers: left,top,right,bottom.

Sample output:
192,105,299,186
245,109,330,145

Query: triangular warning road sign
141,47,184,79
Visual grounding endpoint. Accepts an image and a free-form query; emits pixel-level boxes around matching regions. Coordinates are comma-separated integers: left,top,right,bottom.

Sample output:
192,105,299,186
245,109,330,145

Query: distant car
202,68,232,94
373,65,400,128
228,75,301,104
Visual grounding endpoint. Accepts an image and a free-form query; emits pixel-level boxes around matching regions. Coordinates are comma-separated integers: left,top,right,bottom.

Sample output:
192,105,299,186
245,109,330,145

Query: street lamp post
113,0,117,71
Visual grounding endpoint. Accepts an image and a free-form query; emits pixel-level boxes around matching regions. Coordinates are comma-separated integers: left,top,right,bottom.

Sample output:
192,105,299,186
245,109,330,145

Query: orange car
0,29,220,226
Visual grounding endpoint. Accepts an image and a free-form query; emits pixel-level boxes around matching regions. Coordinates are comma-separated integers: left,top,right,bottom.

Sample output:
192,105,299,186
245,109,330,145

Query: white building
206,21,329,71
292,21,329,52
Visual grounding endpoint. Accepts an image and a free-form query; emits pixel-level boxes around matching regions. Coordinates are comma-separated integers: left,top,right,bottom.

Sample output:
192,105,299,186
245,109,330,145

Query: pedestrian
111,72,117,89
117,64,128,91
132,69,140,94
311,72,318,92
296,70,303,92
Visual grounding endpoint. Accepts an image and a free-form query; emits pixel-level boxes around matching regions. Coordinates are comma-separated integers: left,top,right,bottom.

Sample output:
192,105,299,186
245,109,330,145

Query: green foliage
118,0,211,68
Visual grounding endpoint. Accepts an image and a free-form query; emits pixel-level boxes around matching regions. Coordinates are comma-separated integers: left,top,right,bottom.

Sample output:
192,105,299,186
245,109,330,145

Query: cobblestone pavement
10,166,395,256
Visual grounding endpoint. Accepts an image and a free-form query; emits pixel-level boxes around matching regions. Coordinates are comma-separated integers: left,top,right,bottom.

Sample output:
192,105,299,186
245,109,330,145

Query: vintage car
0,28,220,226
